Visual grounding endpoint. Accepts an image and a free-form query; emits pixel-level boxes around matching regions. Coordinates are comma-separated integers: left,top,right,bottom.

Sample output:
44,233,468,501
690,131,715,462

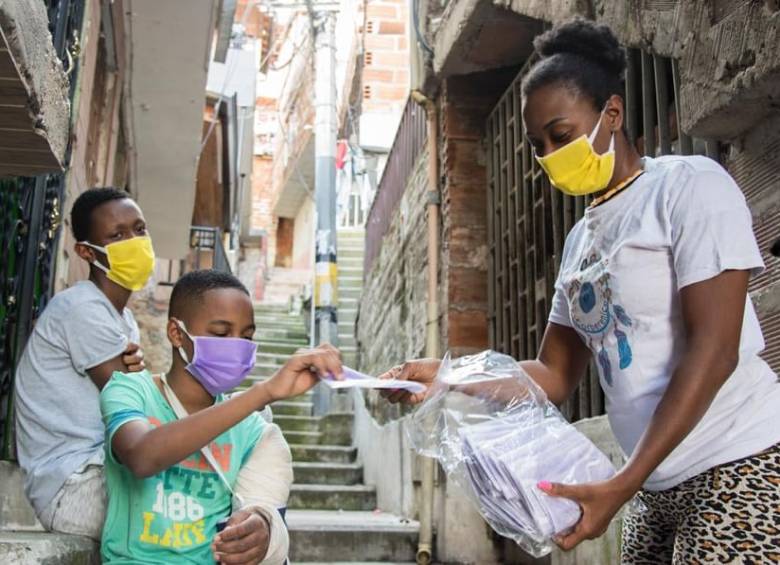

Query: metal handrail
190,226,232,274
363,97,427,273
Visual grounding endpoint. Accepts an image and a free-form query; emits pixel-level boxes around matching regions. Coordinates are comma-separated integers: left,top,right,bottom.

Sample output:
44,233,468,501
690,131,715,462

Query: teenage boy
100,269,342,564
14,187,151,539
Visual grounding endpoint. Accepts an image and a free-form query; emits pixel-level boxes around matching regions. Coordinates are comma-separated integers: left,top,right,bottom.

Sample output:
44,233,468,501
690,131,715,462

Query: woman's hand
379,358,441,404
538,476,638,551
263,343,343,403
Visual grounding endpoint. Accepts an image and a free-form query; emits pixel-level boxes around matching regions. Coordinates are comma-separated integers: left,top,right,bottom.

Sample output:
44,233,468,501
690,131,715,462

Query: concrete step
254,314,307,326
339,297,359,309
257,342,302,355
282,430,322,445
287,510,418,562
255,327,309,341
293,462,363,485
254,323,307,334
338,249,364,260
338,334,357,347
289,444,356,463
336,228,365,239
0,462,41,532
336,261,363,273
271,401,313,417
338,310,357,325
337,240,364,250
339,288,363,302
0,531,99,564
337,240,364,249
275,415,320,433
256,336,309,349
338,276,363,289
289,484,376,511
342,354,358,367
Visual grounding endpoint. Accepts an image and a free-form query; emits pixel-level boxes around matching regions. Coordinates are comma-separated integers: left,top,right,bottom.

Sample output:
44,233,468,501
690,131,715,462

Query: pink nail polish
537,480,552,491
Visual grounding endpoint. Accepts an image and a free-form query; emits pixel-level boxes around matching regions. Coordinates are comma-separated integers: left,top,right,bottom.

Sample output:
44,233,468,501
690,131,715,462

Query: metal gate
486,48,718,422
0,0,84,459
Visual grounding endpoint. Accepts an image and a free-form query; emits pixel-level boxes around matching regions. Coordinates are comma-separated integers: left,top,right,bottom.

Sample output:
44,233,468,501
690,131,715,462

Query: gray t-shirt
14,280,140,514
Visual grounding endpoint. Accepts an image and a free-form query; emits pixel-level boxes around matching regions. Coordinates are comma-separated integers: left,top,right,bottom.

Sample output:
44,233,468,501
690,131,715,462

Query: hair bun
534,17,626,77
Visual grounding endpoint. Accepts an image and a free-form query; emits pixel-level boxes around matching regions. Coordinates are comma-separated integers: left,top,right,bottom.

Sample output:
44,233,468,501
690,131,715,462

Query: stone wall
127,283,173,375
356,149,431,382
0,0,70,166
724,115,780,371
468,0,780,138
354,68,524,564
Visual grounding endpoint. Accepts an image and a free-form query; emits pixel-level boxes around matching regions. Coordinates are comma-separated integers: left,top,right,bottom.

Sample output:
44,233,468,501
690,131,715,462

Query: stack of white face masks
459,411,615,543
407,350,616,557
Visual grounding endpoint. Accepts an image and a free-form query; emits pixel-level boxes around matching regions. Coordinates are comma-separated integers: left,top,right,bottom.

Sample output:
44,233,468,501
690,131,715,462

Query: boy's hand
212,509,270,564
122,342,145,372
263,343,343,403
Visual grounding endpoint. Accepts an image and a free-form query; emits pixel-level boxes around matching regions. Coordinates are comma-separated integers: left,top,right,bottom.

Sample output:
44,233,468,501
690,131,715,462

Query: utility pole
308,2,338,413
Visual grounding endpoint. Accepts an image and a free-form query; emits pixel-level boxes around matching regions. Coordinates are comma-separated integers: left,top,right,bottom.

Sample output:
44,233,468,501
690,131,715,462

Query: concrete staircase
0,462,99,563
262,266,311,306
252,299,418,562
337,229,364,367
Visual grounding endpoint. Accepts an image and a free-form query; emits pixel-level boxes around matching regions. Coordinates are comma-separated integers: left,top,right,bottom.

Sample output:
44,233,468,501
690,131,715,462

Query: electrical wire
412,0,434,57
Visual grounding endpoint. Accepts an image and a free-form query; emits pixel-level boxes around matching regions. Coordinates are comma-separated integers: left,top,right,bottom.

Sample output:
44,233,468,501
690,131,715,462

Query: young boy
14,187,150,539
100,269,342,563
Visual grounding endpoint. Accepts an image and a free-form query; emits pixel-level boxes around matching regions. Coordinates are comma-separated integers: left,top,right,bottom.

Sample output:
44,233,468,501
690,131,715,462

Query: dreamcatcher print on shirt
566,251,634,386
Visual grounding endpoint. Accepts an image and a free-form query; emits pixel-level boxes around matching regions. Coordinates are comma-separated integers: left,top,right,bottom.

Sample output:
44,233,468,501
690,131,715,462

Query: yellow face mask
81,236,156,291
535,109,615,196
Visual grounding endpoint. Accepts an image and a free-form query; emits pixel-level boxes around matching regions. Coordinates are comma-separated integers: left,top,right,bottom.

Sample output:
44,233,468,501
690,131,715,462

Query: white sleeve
668,163,764,290
548,286,572,327
235,424,293,565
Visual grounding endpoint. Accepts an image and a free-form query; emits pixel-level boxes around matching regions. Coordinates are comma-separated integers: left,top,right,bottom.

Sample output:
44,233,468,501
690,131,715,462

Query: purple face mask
176,321,257,396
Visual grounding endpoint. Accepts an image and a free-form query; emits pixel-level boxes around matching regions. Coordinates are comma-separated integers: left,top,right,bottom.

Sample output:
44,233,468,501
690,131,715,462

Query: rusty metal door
486,49,717,421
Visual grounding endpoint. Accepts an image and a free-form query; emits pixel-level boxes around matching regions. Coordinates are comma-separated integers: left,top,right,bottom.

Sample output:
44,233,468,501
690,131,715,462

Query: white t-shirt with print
549,155,780,491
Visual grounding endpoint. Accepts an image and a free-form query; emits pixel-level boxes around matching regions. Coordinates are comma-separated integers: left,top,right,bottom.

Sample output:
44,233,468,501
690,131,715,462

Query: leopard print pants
621,443,780,564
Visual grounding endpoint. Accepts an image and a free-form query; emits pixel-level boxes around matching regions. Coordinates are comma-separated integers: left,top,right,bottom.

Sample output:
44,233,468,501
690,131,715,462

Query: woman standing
383,18,780,563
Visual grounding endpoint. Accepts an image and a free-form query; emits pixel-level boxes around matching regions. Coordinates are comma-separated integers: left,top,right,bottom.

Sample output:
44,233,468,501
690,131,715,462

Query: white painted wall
292,196,315,270
123,0,218,260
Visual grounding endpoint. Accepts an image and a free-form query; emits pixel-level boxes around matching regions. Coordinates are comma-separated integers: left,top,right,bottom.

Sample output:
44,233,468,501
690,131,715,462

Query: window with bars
486,48,720,422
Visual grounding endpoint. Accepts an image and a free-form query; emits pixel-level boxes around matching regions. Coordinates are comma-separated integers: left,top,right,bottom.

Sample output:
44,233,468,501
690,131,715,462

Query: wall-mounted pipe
411,88,438,565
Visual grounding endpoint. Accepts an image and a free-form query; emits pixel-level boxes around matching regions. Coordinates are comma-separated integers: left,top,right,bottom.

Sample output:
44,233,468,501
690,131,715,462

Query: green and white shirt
100,371,265,564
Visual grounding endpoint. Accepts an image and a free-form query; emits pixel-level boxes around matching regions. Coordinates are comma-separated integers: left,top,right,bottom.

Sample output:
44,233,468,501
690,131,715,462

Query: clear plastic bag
407,350,616,557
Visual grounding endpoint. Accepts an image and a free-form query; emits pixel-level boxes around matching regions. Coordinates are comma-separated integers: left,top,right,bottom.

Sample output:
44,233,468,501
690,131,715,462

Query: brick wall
251,155,277,254
236,243,267,301
440,70,517,357
361,0,410,114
